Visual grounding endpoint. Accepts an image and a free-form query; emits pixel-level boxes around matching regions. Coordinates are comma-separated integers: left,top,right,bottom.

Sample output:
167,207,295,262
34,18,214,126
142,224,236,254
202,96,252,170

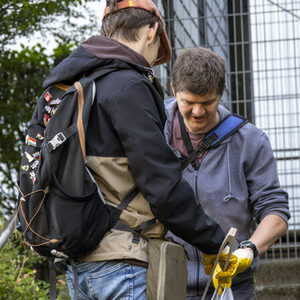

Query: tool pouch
146,238,188,300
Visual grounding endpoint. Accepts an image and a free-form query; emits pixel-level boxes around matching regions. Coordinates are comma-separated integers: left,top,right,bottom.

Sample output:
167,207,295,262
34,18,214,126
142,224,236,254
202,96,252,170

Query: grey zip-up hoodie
164,97,290,296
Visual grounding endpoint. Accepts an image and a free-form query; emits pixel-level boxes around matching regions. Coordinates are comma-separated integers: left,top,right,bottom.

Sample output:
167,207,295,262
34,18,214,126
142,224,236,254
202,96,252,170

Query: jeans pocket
67,261,147,300
65,270,90,300
87,262,146,300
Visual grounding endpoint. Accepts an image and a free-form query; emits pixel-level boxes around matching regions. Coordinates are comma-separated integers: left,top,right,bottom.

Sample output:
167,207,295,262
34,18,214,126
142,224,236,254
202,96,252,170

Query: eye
203,99,216,106
182,99,192,105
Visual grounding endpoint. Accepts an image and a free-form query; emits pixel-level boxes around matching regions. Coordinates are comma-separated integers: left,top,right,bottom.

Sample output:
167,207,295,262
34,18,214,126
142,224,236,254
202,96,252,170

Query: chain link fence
154,0,300,260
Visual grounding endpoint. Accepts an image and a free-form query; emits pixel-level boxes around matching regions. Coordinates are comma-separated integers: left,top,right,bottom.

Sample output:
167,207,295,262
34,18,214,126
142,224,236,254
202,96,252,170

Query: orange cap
103,0,171,65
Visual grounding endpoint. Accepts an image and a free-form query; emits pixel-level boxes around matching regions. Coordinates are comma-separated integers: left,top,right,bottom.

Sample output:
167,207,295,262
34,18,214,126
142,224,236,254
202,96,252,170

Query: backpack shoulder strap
178,112,200,169
206,114,248,149
181,114,248,169
86,67,119,81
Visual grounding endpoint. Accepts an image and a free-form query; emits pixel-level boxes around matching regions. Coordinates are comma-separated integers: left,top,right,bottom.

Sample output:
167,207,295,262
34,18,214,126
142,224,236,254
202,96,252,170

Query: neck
116,38,143,55
113,25,156,66
115,33,150,63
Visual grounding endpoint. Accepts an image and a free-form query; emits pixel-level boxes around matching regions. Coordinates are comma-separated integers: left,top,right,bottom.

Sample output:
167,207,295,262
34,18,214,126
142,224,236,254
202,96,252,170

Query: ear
147,22,159,45
170,82,176,96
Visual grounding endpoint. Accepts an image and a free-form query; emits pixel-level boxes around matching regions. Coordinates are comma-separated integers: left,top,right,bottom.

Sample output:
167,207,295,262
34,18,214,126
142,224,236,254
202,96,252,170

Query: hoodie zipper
192,148,209,204
194,170,199,204
193,169,202,295
192,151,209,294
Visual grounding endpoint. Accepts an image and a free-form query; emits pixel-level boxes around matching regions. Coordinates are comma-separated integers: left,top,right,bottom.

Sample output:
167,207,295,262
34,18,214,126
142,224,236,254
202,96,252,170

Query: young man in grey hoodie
164,47,290,299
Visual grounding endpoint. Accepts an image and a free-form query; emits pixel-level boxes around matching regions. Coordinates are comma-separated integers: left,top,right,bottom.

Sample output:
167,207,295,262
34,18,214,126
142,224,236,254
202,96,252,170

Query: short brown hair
172,47,225,96
101,0,163,43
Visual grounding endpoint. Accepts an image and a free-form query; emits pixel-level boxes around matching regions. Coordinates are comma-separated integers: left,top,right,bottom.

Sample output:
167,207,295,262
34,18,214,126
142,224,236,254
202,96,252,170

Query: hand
213,248,253,294
202,246,230,275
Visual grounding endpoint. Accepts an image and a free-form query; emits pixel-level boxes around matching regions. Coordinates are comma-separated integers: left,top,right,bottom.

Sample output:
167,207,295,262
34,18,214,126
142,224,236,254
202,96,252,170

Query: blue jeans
66,260,147,300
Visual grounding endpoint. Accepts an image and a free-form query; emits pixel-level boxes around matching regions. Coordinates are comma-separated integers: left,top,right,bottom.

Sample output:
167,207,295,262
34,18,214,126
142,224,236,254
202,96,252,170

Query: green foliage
0,42,75,212
0,0,94,213
0,0,99,296
0,0,101,54
0,45,50,211
0,214,70,299
0,0,85,50
0,216,49,299
52,40,77,67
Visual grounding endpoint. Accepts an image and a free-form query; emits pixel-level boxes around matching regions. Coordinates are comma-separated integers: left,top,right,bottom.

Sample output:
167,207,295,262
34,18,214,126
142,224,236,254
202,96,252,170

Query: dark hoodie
43,35,225,255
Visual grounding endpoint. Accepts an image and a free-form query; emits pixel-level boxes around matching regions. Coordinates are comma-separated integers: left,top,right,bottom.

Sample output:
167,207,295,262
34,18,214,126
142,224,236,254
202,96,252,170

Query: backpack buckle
48,132,66,151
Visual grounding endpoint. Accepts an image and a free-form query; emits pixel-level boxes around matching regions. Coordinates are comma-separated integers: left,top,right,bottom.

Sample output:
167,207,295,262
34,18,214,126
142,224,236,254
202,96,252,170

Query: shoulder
218,105,266,142
164,97,177,119
95,68,157,105
230,121,274,163
239,121,266,141
96,68,149,89
164,97,177,107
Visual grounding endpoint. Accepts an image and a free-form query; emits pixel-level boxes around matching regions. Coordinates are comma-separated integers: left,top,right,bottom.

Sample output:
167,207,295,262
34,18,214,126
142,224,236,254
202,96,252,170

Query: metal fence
155,0,300,260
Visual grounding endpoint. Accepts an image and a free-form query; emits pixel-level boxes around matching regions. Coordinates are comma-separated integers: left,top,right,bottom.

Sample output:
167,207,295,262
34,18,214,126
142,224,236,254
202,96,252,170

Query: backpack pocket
49,170,112,258
18,167,113,259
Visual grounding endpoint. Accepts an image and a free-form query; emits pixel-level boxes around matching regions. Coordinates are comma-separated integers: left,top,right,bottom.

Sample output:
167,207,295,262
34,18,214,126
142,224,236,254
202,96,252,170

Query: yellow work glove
213,248,253,294
202,246,230,275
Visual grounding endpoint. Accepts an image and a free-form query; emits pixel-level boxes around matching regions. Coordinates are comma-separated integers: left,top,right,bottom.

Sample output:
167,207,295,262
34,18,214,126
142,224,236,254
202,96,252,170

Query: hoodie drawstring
223,143,239,203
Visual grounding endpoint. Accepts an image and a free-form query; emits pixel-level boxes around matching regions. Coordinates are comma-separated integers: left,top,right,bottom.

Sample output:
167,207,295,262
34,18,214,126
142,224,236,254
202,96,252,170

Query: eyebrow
182,97,218,104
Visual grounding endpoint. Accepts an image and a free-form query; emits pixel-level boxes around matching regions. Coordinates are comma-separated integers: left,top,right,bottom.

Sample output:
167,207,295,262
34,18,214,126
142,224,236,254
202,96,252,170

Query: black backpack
16,67,153,300
16,67,139,261
18,69,115,259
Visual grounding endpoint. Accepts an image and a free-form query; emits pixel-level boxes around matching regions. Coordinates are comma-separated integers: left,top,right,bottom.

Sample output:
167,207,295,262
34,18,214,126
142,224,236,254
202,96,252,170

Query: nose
192,104,205,116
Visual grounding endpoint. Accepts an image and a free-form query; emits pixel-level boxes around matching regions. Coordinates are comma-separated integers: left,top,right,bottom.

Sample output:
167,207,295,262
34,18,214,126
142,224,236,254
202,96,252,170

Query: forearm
214,214,287,292
249,214,288,255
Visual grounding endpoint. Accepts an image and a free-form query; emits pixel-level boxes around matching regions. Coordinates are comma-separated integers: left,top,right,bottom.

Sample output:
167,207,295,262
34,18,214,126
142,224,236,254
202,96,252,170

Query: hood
163,97,178,144
43,35,151,88
218,104,231,120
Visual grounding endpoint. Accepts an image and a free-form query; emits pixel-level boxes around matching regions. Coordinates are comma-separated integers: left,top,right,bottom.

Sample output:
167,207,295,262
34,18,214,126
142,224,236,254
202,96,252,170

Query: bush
0,216,70,299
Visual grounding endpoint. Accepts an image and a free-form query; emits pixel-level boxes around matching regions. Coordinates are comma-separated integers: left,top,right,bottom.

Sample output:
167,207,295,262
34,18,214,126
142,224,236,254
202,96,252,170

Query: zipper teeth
194,151,209,203
198,151,209,173
193,159,205,294
194,170,199,203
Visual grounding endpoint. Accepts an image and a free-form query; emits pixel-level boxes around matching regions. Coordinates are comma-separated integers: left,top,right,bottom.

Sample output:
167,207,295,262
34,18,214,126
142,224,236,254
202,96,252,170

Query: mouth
192,115,206,122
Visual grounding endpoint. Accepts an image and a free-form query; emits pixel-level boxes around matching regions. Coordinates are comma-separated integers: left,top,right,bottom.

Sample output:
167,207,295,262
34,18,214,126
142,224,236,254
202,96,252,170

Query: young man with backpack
164,47,290,299
37,1,235,299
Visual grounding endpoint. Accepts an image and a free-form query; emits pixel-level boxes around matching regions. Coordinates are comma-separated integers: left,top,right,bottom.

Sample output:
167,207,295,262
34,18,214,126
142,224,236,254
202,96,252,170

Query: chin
190,127,204,133
190,122,206,130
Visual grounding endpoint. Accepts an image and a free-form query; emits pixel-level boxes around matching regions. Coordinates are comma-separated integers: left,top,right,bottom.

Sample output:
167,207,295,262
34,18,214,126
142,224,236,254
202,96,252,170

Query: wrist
239,240,258,258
